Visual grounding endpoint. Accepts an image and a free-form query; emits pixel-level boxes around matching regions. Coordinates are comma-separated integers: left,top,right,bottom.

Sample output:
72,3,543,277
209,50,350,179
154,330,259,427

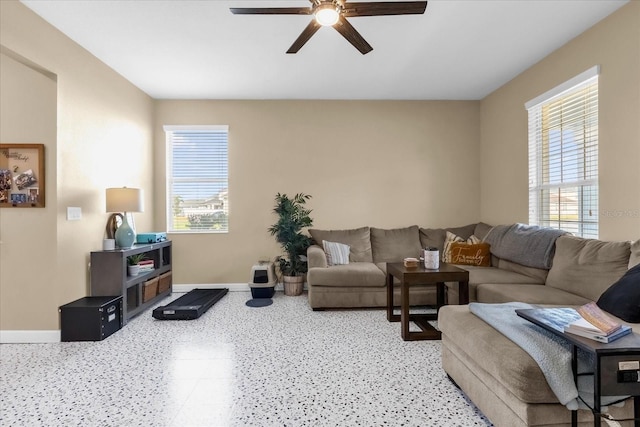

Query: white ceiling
21,0,627,100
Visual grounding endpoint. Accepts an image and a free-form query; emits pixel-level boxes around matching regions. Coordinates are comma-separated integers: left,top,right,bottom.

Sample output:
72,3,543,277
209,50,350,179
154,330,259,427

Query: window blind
527,70,598,238
164,125,229,233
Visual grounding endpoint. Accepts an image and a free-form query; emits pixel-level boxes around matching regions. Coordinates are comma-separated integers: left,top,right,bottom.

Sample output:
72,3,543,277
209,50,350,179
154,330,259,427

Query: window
164,125,229,233
526,66,599,238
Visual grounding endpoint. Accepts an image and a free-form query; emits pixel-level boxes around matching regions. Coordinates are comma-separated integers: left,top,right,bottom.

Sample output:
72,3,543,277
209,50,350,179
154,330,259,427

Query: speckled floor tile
0,291,492,427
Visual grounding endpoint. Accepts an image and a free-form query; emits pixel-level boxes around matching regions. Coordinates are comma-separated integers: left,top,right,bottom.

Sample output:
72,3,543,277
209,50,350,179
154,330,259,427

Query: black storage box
59,296,123,342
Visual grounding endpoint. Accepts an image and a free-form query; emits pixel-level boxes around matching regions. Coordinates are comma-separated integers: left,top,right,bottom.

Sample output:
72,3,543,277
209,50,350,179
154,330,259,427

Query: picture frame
0,143,45,208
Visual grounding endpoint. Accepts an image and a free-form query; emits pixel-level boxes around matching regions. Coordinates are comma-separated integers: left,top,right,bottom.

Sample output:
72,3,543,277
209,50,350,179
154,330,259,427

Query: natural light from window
526,66,599,238
164,125,229,233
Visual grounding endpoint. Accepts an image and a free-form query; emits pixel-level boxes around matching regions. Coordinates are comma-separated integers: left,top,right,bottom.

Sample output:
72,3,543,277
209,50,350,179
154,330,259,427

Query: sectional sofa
306,223,640,426
307,223,490,309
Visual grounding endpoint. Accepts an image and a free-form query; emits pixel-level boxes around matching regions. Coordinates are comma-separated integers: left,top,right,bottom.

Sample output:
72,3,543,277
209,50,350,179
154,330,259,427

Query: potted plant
268,193,313,296
127,253,146,276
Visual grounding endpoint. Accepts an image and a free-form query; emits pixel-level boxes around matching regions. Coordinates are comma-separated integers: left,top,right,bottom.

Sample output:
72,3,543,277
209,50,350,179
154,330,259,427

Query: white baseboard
172,282,304,293
172,282,251,293
0,329,60,344
0,282,304,344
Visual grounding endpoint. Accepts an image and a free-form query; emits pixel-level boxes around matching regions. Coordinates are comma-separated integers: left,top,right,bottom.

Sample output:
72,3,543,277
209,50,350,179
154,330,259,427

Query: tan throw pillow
443,231,489,266
448,242,491,267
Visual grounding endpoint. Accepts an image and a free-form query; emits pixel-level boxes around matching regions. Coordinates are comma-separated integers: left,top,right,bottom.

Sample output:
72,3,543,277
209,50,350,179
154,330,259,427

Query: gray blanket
483,223,567,269
469,302,628,410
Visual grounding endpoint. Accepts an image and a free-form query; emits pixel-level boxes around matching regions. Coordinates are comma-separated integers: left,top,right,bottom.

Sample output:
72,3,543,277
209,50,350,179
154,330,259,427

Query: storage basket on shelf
158,271,172,294
142,277,159,303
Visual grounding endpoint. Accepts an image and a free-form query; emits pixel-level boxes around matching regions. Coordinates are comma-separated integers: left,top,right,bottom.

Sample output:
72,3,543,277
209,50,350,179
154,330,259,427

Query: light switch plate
67,207,82,221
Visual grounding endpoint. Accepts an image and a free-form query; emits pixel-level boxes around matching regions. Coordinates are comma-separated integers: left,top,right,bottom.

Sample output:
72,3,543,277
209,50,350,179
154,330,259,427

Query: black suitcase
152,288,228,320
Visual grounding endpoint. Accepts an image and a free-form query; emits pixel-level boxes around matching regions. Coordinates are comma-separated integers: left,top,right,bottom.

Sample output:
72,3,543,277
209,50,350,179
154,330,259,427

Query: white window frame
525,66,599,238
164,125,229,234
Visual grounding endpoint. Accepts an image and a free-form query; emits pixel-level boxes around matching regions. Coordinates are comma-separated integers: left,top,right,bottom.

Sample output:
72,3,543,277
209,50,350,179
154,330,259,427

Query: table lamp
106,187,144,249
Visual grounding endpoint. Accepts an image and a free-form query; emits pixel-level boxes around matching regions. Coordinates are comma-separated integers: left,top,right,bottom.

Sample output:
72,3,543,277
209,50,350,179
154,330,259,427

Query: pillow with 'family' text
442,231,491,267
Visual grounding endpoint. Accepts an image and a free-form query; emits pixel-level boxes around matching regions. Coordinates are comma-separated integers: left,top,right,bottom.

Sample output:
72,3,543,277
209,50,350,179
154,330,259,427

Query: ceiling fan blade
287,20,322,54
230,7,311,15
342,1,427,17
333,15,373,55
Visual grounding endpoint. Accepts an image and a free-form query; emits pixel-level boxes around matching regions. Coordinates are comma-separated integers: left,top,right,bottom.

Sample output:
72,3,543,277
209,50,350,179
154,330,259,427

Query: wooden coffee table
386,262,469,341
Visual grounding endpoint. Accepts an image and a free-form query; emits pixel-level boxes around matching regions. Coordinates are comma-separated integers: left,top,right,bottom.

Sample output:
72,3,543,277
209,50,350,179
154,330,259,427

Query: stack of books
564,302,632,343
138,259,155,273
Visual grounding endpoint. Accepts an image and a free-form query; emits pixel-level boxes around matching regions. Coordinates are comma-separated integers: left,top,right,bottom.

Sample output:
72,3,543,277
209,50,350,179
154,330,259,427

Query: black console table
517,308,640,427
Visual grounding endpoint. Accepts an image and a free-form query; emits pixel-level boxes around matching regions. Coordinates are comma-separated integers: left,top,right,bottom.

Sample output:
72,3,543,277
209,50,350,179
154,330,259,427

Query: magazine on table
520,303,631,344
563,302,630,343
564,321,631,343
575,301,621,335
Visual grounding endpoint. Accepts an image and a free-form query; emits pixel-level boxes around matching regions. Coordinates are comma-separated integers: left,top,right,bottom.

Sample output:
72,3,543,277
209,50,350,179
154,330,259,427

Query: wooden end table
386,262,469,341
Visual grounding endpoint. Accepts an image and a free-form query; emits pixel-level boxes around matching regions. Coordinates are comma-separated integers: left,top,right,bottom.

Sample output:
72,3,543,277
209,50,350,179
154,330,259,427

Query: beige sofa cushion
497,258,549,282
630,239,640,268
476,283,591,305
419,228,446,252
307,262,385,288
457,265,545,285
439,305,558,404
371,226,422,263
546,235,630,301
309,227,373,262
446,266,546,302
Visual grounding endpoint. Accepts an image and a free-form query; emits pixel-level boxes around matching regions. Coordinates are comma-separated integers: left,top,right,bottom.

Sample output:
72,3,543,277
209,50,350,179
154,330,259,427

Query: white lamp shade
106,187,144,213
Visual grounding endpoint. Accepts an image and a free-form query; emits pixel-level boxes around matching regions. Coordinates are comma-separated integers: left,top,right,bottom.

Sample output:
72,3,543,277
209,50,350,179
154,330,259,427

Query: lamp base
115,214,136,249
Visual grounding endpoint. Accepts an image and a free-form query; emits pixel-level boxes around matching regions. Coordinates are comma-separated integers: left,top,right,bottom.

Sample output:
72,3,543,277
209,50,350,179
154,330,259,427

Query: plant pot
128,264,140,276
283,275,304,296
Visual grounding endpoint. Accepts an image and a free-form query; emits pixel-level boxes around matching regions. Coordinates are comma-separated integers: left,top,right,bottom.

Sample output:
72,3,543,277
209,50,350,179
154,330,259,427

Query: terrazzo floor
0,291,493,427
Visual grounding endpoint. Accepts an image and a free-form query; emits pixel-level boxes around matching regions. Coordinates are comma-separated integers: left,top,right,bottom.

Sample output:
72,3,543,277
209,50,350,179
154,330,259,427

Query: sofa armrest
307,245,328,268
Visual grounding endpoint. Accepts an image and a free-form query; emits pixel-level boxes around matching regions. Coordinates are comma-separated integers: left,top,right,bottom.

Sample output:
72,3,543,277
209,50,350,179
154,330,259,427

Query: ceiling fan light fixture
315,4,340,26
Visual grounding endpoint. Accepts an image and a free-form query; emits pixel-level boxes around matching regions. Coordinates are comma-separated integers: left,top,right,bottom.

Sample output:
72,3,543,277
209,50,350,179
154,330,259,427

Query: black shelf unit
90,241,172,324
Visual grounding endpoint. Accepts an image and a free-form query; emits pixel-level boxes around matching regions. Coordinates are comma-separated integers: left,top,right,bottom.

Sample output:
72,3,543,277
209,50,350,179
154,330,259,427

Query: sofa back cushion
546,235,631,301
473,222,494,240
309,227,373,262
419,228,446,252
371,226,422,263
630,239,640,269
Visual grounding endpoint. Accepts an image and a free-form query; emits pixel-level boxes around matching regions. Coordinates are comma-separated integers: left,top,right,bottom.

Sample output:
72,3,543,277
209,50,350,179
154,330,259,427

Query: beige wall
479,1,640,241
1,0,638,335
0,51,58,331
0,0,154,332
155,100,480,283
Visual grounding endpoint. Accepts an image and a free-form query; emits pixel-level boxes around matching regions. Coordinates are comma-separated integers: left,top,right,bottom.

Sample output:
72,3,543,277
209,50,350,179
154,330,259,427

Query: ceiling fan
230,0,428,55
